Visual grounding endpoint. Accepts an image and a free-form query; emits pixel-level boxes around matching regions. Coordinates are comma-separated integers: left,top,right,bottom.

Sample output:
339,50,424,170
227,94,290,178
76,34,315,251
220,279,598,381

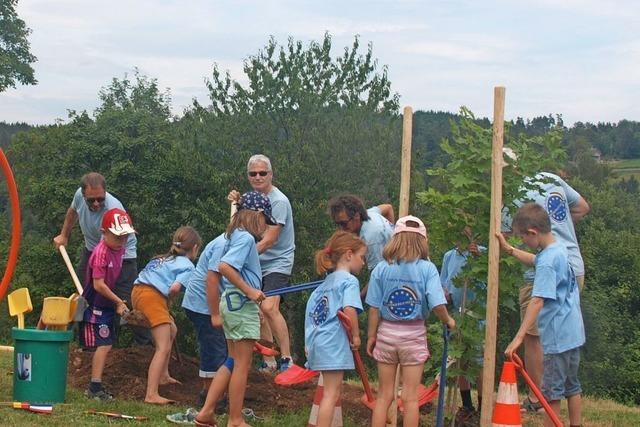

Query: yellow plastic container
7,288,33,329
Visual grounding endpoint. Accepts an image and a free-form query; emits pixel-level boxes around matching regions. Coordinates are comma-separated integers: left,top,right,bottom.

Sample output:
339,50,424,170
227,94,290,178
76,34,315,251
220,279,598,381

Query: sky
2,0,639,126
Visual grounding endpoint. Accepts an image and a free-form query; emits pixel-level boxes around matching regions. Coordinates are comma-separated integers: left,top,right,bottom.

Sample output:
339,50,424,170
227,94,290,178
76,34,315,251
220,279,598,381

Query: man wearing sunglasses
328,194,395,274
228,154,295,373
53,172,148,345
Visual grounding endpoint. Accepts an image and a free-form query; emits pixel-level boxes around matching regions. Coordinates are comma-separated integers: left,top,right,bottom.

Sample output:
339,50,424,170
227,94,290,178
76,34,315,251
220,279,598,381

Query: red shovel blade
274,364,319,386
253,341,280,357
360,393,376,410
398,382,439,412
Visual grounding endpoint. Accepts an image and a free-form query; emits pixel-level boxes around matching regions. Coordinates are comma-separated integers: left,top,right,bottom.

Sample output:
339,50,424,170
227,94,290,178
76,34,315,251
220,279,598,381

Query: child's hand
210,313,223,328
116,301,129,316
445,316,456,331
504,335,523,360
168,283,182,299
351,335,361,351
366,337,376,357
495,232,513,254
246,288,266,304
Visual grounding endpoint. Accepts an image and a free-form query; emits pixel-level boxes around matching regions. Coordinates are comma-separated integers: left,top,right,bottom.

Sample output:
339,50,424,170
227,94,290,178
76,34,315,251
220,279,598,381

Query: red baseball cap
101,208,136,236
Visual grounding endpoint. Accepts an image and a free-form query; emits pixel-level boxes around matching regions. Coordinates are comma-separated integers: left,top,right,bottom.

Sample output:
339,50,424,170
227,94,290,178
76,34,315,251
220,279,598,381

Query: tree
0,0,37,92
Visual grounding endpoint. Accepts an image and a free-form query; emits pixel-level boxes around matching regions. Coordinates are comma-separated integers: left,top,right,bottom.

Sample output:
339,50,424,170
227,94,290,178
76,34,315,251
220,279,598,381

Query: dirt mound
67,346,374,424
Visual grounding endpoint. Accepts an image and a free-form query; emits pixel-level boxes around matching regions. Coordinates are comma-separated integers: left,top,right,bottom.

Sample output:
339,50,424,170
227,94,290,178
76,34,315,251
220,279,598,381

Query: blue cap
238,191,277,226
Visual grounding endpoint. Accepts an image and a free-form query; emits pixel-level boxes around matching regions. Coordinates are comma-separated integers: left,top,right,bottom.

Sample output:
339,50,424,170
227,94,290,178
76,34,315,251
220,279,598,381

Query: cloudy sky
2,0,638,125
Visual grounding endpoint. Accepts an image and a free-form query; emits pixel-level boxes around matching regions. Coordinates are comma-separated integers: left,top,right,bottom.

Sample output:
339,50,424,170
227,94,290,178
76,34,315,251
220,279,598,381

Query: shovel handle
337,310,375,402
59,246,84,294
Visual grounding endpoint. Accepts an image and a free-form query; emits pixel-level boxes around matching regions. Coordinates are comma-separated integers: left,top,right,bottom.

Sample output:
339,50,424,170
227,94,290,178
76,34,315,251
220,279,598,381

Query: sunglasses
85,197,105,204
248,171,269,177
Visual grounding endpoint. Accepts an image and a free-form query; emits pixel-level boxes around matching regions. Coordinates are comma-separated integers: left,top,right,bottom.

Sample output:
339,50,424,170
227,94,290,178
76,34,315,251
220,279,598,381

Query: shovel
7,288,33,329
58,245,88,321
225,280,323,312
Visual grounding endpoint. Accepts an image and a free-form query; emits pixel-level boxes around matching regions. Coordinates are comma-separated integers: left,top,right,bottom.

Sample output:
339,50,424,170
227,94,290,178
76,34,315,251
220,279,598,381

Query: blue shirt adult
182,230,262,314
359,206,394,271
532,242,585,354
260,186,295,276
71,188,137,259
503,173,585,281
365,259,447,321
440,247,487,311
135,255,195,297
305,270,363,370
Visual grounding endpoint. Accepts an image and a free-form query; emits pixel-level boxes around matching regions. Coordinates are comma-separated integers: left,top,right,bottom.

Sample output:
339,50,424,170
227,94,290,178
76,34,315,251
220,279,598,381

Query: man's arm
378,204,395,224
53,208,79,249
256,224,281,254
570,197,590,223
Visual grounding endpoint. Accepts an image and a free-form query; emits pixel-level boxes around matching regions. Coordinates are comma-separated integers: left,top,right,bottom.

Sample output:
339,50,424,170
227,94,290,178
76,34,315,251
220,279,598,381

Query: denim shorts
542,347,582,401
185,309,227,378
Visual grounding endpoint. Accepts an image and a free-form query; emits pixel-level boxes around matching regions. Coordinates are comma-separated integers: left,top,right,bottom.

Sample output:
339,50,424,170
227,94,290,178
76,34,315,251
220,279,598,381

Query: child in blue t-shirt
366,215,455,427
132,226,201,405
193,191,272,427
498,203,585,427
305,230,366,427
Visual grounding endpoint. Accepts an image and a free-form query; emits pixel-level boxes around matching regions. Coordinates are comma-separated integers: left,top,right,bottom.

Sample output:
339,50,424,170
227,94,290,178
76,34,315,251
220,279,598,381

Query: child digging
193,191,271,427
132,226,202,404
498,203,585,427
80,208,136,401
366,215,455,427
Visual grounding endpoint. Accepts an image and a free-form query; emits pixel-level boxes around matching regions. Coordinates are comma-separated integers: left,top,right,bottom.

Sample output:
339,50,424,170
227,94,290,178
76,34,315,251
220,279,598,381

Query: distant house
590,148,603,163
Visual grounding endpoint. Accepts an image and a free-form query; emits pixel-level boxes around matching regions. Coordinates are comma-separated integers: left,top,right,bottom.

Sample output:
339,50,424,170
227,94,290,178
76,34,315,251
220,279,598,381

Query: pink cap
393,215,427,237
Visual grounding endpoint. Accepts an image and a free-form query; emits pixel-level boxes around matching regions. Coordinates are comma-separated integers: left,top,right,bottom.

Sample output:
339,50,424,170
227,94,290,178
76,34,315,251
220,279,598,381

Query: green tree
0,0,37,92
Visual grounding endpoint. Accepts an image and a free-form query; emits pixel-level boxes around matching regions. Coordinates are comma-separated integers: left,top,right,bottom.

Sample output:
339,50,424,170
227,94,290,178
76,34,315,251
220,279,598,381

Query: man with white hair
228,154,295,372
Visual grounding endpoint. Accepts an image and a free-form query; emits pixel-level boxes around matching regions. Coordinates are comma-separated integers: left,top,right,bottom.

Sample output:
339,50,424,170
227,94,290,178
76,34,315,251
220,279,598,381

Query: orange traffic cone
307,374,343,427
492,361,522,427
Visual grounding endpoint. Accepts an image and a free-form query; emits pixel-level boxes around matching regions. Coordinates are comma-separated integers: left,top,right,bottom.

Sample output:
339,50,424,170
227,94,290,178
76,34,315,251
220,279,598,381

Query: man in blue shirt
53,172,148,345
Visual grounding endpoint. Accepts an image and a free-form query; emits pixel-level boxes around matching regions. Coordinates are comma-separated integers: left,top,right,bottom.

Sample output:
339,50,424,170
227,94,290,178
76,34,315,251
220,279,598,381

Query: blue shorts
80,321,115,348
542,347,582,401
185,309,227,378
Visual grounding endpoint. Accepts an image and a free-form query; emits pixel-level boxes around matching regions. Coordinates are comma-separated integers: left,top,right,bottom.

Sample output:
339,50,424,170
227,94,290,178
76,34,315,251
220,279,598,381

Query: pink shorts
372,319,430,366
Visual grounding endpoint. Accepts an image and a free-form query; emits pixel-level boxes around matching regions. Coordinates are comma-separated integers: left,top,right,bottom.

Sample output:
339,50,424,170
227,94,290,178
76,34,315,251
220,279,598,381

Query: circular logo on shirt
384,286,420,319
546,192,568,223
310,296,329,326
98,324,111,339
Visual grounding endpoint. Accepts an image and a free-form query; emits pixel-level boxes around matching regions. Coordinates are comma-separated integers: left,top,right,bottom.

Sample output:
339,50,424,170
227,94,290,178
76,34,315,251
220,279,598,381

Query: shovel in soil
336,310,376,410
7,288,33,329
58,245,88,321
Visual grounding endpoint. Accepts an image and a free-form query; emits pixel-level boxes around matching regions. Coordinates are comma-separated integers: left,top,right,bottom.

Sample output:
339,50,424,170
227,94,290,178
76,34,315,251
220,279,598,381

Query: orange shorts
131,284,172,328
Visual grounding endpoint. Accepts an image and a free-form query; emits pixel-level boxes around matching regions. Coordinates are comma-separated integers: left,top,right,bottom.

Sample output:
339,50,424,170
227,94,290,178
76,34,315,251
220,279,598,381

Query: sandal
194,417,218,427
520,396,544,413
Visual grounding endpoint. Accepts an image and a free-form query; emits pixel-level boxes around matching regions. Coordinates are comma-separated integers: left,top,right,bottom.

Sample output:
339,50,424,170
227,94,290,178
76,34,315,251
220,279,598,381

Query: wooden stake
399,106,413,218
480,87,506,427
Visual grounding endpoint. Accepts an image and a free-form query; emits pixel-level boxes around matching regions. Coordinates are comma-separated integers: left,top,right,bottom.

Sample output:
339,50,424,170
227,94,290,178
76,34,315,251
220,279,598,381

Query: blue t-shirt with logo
260,187,295,276
135,255,195,297
182,230,261,315
71,187,137,259
532,242,585,354
304,270,363,370
440,247,487,311
359,207,394,271
365,259,447,321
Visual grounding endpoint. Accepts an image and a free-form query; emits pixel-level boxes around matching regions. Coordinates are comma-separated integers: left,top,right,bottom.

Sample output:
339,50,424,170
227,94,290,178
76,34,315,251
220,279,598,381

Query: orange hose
0,148,21,302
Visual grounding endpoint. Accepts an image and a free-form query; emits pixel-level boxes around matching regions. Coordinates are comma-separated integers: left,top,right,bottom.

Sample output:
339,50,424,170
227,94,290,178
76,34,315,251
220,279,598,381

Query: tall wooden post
480,87,506,426
399,106,413,217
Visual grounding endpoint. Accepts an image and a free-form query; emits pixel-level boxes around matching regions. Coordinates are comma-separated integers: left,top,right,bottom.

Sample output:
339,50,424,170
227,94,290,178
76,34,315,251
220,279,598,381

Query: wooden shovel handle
59,245,84,294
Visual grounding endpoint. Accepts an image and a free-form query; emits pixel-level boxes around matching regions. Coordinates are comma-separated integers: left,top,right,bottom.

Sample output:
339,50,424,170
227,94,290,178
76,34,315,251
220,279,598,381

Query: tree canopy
0,0,37,92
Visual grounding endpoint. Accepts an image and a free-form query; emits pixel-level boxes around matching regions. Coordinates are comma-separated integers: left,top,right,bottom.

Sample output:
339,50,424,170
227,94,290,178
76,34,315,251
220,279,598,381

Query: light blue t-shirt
134,255,195,297
304,270,363,371
182,230,262,315
440,247,487,311
359,207,394,270
532,242,585,354
366,259,447,321
260,187,295,276
503,173,584,281
71,187,137,259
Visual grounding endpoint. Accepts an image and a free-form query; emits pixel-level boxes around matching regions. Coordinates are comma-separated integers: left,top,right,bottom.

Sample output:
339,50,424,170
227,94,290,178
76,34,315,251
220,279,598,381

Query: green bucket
12,327,73,403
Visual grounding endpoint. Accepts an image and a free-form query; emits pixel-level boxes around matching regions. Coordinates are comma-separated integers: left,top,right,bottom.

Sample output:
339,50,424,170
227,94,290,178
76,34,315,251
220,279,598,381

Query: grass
2,350,640,426
609,158,640,170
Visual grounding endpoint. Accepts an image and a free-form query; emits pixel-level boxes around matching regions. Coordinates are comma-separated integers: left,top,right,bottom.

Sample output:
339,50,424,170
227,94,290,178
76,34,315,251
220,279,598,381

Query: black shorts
262,272,291,294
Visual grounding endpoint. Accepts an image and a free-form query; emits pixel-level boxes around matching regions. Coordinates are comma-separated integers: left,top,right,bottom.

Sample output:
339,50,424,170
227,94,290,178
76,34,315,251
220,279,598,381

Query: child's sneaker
85,387,114,401
258,361,277,374
279,357,291,372
166,407,198,425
